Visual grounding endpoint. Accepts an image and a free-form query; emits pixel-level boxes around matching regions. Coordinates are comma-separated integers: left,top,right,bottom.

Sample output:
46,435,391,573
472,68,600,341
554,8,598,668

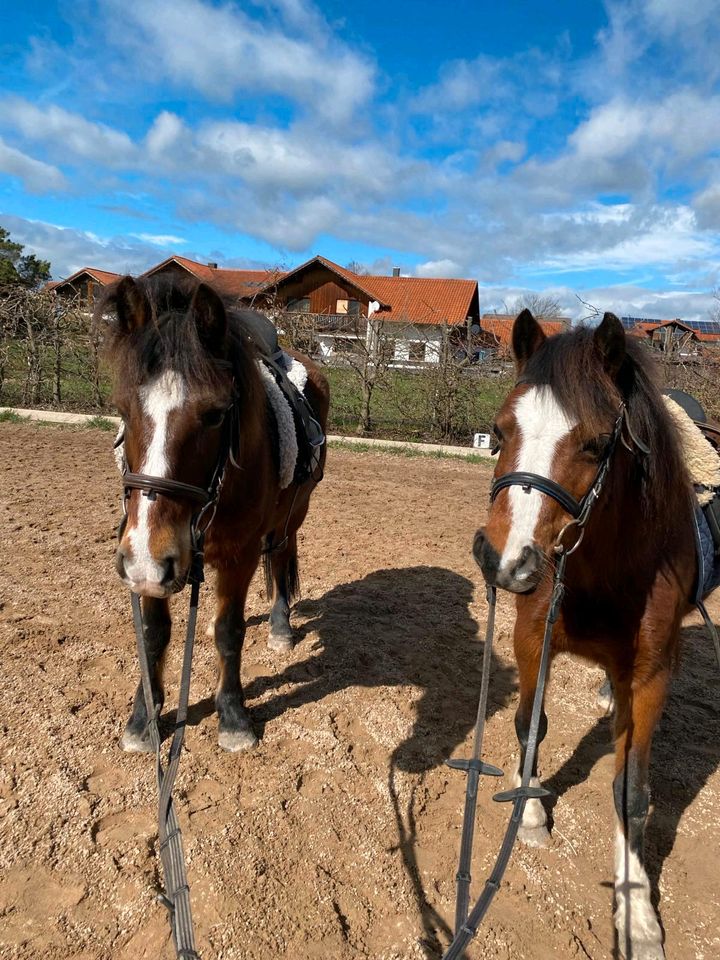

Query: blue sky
1,0,720,319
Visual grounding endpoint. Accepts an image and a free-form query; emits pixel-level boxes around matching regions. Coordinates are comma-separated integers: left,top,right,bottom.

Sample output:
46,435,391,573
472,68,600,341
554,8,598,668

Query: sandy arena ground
1,422,719,960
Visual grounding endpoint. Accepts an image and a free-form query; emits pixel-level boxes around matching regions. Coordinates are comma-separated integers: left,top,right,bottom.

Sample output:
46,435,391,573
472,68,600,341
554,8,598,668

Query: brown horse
473,309,711,960
101,274,329,753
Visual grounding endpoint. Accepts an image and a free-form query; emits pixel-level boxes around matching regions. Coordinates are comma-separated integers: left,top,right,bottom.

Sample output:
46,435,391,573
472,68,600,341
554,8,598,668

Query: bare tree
502,292,564,320
347,312,398,434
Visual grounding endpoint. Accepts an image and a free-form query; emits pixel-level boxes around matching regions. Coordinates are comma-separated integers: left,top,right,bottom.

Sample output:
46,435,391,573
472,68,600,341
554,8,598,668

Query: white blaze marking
126,370,186,585
500,386,576,574
614,823,663,949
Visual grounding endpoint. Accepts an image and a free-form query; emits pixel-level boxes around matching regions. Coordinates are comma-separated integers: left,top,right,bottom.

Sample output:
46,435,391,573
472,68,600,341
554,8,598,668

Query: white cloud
0,137,66,193
133,233,186,246
415,258,465,278
103,0,375,123
480,281,719,324
0,97,137,167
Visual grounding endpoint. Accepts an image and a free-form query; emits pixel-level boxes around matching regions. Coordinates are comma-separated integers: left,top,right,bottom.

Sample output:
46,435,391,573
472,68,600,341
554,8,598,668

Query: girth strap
491,471,582,519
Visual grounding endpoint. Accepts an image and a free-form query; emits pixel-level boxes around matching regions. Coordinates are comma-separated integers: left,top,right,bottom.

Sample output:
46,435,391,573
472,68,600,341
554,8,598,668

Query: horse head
102,275,238,597
474,309,629,593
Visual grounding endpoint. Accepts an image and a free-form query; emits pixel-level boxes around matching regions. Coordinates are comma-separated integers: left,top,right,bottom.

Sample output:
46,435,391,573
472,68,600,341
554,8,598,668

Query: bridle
489,404,626,555
117,365,240,576
115,366,239,960
442,401,631,959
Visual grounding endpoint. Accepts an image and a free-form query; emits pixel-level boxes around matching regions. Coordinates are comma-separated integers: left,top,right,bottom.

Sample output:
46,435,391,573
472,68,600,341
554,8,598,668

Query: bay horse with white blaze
474,309,711,960
102,275,328,753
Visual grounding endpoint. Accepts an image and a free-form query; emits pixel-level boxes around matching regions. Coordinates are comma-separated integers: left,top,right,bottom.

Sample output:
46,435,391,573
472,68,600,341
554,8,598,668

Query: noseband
490,406,626,550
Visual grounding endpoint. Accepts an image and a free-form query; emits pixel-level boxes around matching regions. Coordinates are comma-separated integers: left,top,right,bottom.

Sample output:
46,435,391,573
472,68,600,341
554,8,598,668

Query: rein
442,406,626,958
118,399,239,960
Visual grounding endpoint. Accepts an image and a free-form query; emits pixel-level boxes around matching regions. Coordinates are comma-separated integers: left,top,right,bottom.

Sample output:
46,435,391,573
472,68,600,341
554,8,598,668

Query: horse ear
594,312,626,379
512,309,546,372
106,276,151,332
191,283,227,353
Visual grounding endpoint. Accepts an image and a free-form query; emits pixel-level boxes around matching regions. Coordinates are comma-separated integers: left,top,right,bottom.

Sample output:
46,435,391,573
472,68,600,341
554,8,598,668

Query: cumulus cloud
0,214,268,279
480,281,719,324
102,0,375,123
3,0,720,318
0,137,66,193
0,97,137,167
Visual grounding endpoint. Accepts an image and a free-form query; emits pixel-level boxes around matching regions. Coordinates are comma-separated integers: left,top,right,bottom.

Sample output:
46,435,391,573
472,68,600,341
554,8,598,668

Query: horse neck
566,448,693,600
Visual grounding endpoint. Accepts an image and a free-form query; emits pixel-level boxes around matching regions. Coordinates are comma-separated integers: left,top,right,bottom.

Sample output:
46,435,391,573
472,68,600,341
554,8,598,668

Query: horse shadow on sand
230,565,518,956
540,618,720,958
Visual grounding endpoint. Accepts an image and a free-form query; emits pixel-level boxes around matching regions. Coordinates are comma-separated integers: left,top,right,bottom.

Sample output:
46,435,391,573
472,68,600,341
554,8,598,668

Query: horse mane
99,274,263,413
521,325,691,523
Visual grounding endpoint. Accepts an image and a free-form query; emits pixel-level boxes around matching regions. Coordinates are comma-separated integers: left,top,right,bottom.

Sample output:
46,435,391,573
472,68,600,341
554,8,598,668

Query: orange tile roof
54,267,122,287
252,254,479,325
142,256,285,300
479,314,568,347
360,275,478,325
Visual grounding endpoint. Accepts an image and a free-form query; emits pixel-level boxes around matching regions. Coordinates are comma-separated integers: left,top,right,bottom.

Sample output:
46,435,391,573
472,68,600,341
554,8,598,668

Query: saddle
664,390,720,600
238,308,325,485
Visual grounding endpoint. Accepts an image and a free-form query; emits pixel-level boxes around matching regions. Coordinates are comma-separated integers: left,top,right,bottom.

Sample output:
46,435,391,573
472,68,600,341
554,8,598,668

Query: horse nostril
514,545,542,582
115,548,128,580
472,528,486,564
159,556,178,586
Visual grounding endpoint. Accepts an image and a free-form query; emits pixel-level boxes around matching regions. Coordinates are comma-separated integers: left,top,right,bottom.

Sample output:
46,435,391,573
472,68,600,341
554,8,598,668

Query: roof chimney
207,261,218,269
392,266,400,277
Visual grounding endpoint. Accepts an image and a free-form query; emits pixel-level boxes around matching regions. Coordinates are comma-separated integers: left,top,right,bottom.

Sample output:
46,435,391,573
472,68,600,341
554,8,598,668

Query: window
287,297,310,313
408,341,425,362
336,298,360,316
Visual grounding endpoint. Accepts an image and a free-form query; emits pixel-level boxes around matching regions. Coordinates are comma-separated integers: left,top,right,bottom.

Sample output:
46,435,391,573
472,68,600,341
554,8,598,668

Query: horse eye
201,408,226,429
491,424,504,456
581,434,610,458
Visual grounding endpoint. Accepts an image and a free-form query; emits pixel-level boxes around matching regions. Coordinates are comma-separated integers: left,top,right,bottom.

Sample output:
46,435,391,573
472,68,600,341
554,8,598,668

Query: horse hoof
518,825,551,848
120,728,153,753
267,632,293,653
619,943,664,960
597,677,615,713
218,727,258,752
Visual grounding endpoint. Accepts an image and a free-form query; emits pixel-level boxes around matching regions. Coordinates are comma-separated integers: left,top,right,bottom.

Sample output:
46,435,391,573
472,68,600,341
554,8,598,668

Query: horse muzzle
473,529,543,594
115,546,188,598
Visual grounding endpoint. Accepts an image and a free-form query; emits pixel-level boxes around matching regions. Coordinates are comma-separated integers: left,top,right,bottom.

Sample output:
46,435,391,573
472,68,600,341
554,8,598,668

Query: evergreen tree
0,227,51,288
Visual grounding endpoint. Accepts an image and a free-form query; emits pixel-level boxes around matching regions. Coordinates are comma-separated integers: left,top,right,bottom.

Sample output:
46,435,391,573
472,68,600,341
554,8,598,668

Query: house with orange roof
51,253,481,365
140,255,283,302
244,254,480,365
51,267,122,304
622,317,720,354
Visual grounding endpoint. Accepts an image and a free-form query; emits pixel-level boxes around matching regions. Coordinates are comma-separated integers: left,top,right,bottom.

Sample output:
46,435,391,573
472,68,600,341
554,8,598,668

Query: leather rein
442,403,630,958
116,380,239,960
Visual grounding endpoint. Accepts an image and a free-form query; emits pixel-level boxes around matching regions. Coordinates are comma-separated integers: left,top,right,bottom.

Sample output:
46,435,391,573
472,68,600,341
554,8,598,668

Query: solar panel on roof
685,320,720,334
621,316,664,327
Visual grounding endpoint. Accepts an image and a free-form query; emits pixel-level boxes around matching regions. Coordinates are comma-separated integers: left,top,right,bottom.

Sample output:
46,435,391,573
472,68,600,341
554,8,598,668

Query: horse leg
598,670,615,713
214,561,259,752
612,667,668,960
513,629,550,847
120,596,171,752
267,530,299,653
